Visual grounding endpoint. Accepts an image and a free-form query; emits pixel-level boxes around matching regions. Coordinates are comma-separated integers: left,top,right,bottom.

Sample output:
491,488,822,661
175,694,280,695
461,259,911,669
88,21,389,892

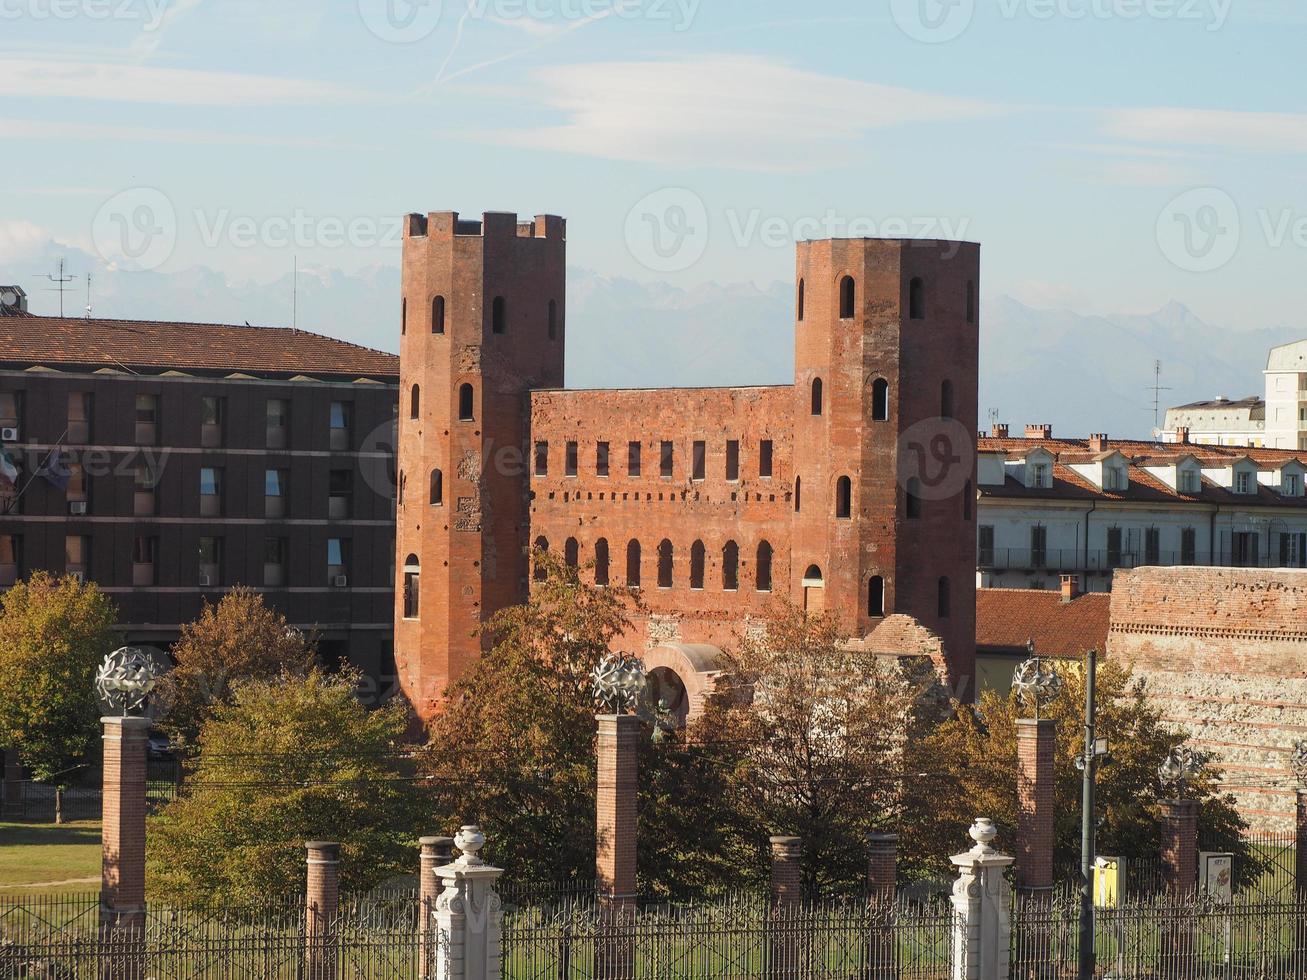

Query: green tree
909,658,1257,885
155,587,316,748
0,573,117,804
147,669,421,904
419,549,641,884
688,602,934,896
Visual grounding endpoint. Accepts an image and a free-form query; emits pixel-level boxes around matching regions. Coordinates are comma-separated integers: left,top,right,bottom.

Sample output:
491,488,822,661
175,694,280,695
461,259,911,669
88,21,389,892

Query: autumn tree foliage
148,669,421,904
908,658,1258,884
155,587,317,747
0,572,118,786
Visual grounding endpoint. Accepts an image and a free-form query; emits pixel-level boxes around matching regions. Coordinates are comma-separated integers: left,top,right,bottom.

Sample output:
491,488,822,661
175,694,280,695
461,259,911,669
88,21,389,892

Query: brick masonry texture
596,715,639,902
101,717,148,927
395,214,980,718
1015,719,1055,893
1108,567,1307,831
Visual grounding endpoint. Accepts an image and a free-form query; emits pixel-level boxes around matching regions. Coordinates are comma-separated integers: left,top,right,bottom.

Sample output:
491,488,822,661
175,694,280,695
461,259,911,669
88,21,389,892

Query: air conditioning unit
1,427,18,443
198,573,213,587
333,574,349,588
68,500,87,515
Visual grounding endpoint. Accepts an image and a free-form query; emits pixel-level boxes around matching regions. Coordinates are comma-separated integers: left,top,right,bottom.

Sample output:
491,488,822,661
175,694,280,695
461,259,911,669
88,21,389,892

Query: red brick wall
101,717,148,924
1108,567,1307,830
1016,718,1055,894
596,715,639,902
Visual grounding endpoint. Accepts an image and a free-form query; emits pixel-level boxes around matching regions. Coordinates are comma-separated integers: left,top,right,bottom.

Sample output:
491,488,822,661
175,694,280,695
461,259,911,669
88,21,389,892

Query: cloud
0,117,344,148
0,59,368,106
0,220,57,265
129,0,204,61
1103,107,1307,154
470,55,1000,172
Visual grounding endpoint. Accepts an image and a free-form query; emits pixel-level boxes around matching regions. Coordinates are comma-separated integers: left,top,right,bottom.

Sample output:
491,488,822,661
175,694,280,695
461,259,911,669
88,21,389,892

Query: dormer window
1179,469,1199,495
1104,466,1126,491
1032,463,1049,489
1235,470,1254,495
1284,472,1302,497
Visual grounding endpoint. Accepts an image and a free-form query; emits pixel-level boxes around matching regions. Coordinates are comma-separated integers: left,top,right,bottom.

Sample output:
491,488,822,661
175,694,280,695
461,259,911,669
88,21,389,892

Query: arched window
401,298,407,336
432,295,445,334
722,541,739,591
937,577,951,619
868,575,885,617
872,378,890,422
909,277,925,320
595,538,610,586
548,300,558,340
836,476,852,519
626,539,641,588
690,540,705,590
430,469,443,506
658,539,673,589
492,296,506,335
410,384,420,420
797,279,805,322
803,564,823,584
811,378,823,416
565,538,579,569
756,541,773,592
840,276,855,319
533,536,549,582
906,477,922,519
966,281,976,324
794,476,802,513
458,383,474,421
963,479,972,521
940,380,954,419
402,554,420,619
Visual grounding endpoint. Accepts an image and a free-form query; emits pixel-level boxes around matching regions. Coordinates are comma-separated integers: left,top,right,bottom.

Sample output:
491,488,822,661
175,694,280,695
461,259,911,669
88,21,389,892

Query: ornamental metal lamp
591,653,647,715
95,646,163,718
1011,639,1063,720
1158,746,1204,799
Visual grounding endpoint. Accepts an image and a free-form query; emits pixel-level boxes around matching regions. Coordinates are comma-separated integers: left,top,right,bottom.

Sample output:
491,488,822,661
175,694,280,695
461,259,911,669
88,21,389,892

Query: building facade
0,305,400,695
395,212,980,719
977,427,1307,592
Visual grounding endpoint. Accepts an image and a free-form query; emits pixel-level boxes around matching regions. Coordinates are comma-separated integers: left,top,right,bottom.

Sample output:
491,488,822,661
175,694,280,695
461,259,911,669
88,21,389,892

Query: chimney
1025,424,1052,440
1175,426,1190,445
991,423,1009,439
1089,433,1109,453
1061,575,1081,603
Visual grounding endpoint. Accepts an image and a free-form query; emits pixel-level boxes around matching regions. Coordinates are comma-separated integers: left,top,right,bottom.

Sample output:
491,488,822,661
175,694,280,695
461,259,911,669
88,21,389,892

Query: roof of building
1267,339,1307,373
1167,396,1264,413
978,435,1307,507
0,315,399,380
975,587,1110,658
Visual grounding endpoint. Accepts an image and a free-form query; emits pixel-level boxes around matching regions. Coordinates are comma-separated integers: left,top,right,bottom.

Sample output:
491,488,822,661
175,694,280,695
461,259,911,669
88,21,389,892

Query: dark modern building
0,286,400,695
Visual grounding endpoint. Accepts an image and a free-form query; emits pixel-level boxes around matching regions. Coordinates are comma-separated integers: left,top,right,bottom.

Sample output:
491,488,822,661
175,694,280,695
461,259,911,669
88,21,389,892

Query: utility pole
1078,647,1099,980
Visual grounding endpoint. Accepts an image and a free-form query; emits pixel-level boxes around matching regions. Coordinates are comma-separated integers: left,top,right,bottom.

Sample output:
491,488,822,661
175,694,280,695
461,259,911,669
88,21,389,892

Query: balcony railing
979,547,1307,572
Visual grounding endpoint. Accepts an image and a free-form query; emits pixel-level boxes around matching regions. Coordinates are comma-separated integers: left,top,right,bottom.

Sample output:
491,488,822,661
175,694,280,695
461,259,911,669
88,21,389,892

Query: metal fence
1,757,182,823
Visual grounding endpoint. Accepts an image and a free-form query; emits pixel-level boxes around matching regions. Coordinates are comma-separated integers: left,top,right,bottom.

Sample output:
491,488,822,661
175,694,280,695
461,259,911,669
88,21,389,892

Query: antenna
42,259,78,317
1147,360,1173,431
292,255,298,331
84,271,93,319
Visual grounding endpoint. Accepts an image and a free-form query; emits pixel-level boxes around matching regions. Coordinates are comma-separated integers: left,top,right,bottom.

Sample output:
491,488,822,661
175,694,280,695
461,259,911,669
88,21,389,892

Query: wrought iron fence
1,757,182,823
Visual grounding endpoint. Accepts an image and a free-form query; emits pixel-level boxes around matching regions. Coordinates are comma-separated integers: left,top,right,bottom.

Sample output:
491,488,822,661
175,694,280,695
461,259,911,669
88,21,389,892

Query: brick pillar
2,748,23,819
596,714,639,980
420,836,455,980
866,834,898,980
305,841,341,980
1159,800,1198,977
768,837,802,980
1015,719,1055,901
100,716,148,980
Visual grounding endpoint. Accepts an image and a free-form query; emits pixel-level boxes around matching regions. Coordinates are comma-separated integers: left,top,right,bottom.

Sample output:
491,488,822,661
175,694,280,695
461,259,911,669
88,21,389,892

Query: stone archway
641,643,726,726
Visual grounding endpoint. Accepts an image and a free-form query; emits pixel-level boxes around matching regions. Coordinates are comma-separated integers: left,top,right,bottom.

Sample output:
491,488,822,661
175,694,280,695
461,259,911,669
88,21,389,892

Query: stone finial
454,825,487,867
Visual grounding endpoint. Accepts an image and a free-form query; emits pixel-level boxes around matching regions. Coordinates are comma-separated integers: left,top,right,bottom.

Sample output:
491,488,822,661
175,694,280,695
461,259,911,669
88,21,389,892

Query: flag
39,451,70,492
0,447,17,488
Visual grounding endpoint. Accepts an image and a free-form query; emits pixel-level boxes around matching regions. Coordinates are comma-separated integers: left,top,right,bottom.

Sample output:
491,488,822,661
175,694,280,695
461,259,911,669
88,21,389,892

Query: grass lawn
0,820,101,897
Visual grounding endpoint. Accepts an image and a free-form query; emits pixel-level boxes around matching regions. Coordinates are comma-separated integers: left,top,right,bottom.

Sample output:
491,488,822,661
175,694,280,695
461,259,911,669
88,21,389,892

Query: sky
2,0,1306,347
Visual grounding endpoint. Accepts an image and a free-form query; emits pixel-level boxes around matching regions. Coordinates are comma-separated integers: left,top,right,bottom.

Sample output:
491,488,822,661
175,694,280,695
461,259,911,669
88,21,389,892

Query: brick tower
395,211,566,716
791,239,979,693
